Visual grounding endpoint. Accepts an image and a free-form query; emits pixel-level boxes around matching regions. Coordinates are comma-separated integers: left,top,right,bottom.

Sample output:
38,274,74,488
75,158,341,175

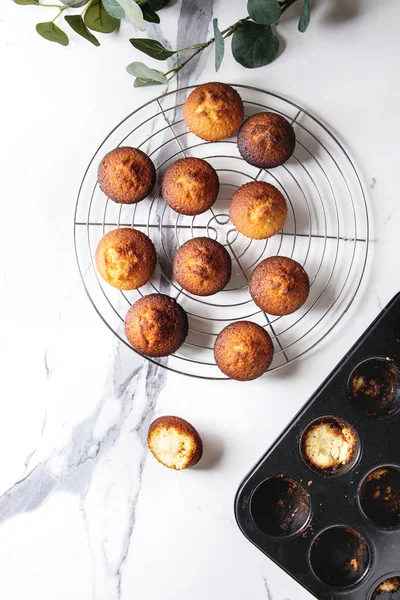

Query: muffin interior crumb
150,426,196,469
303,420,357,471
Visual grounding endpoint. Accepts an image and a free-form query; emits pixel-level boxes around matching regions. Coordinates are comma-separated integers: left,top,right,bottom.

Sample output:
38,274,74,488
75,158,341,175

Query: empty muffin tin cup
250,475,311,538
359,466,400,529
348,357,400,418
309,525,371,588
370,575,400,600
300,416,360,476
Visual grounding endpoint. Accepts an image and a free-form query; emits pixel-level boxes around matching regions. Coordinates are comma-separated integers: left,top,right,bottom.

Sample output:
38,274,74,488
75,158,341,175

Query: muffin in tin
214,321,274,381
301,416,358,475
125,294,188,357
95,228,156,290
238,112,295,169
249,256,309,316
184,82,244,141
162,157,219,216
98,146,156,204
230,181,288,239
173,237,231,296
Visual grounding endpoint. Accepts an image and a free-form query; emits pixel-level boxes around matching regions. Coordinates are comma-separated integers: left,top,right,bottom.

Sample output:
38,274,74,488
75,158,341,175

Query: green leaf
232,21,279,68
36,22,69,46
130,38,174,60
101,0,124,19
134,77,164,87
65,15,100,46
213,18,224,72
298,0,310,32
115,0,144,30
13,0,38,5
126,61,167,83
84,0,120,33
247,0,281,25
142,4,160,22
144,0,170,10
60,0,88,7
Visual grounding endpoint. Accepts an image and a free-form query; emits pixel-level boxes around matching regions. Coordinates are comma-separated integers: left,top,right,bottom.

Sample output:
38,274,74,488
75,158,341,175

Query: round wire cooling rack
74,84,369,380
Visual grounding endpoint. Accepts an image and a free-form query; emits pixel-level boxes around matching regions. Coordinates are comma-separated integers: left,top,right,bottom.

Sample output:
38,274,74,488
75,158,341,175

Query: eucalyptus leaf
142,4,160,23
115,0,144,30
232,21,279,68
126,61,167,83
13,0,38,5
144,0,170,10
213,18,224,72
101,0,124,18
247,0,281,25
130,38,174,60
298,0,310,32
84,0,120,33
134,77,164,87
60,0,88,7
36,21,69,46
65,15,100,46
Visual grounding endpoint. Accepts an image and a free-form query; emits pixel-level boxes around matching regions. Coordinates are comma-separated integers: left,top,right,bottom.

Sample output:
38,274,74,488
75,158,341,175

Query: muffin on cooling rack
237,112,295,169
148,416,203,470
184,82,244,141
95,228,156,290
162,157,219,216
98,146,156,204
124,293,188,357
229,181,288,240
173,237,231,296
249,256,309,316
214,321,274,381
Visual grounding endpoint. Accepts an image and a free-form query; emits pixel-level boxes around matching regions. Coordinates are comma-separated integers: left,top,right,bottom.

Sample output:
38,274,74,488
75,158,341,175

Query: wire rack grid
74,84,369,380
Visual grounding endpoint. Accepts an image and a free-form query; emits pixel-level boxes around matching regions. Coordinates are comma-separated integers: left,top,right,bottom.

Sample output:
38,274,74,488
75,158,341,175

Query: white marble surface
1,0,400,598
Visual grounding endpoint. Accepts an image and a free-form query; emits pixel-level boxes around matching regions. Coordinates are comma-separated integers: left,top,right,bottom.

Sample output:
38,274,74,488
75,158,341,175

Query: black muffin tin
235,292,400,600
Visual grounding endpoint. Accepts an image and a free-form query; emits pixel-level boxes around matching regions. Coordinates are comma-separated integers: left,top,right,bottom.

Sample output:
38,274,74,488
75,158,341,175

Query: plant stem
279,0,300,14
163,16,251,81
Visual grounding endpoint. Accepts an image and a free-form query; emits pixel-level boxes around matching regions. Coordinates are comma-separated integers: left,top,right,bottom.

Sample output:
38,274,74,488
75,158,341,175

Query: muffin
173,237,231,296
162,157,219,216
95,228,156,290
148,416,203,470
230,181,288,240
184,82,244,141
238,112,295,169
301,417,358,475
214,321,274,381
98,146,156,204
249,256,309,316
124,294,188,357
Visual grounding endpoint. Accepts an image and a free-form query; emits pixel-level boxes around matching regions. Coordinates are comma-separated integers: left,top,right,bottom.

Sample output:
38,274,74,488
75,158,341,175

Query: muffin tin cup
368,573,400,600
235,292,400,600
357,465,400,530
308,525,373,590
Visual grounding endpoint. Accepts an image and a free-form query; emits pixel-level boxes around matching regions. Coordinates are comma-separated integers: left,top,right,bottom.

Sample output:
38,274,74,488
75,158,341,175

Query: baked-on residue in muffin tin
235,292,400,600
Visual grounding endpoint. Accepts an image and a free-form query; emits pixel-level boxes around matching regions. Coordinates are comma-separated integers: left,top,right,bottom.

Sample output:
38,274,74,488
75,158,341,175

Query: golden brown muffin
98,146,156,204
173,237,231,296
124,294,188,357
95,228,156,290
249,256,309,316
238,112,295,169
301,417,358,475
184,82,244,141
161,157,219,216
148,416,203,470
214,321,273,381
230,181,287,240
